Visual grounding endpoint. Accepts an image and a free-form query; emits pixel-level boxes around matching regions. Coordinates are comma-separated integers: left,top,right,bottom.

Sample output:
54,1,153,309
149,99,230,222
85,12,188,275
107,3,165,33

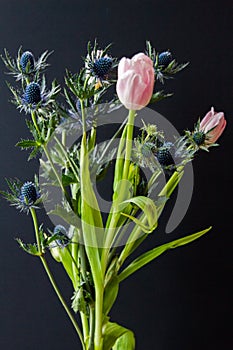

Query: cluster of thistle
0,43,175,199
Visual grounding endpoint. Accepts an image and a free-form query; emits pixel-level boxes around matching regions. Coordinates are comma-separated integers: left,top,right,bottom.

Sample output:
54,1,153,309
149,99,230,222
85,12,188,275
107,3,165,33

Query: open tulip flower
1,41,226,350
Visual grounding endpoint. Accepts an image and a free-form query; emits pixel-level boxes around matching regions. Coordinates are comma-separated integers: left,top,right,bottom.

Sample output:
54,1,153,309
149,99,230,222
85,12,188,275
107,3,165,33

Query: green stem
97,117,127,166
122,109,136,181
94,287,104,350
62,130,66,146
88,306,95,350
80,99,86,134
81,311,89,347
30,208,42,255
30,209,85,349
43,144,68,197
30,111,68,198
54,136,80,182
101,110,136,271
118,168,185,268
31,111,40,135
40,256,85,349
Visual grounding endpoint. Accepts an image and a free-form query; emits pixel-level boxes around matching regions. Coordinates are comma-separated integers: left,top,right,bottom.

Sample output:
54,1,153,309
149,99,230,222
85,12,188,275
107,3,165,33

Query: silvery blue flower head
192,131,206,146
53,225,70,247
85,41,116,86
1,178,42,213
91,57,113,80
19,77,60,114
1,48,53,82
156,142,174,166
24,82,41,104
158,51,173,67
19,182,41,211
20,51,35,73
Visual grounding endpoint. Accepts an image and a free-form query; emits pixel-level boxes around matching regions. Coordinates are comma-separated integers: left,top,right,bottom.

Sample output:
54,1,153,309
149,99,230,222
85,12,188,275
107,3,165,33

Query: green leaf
71,287,88,314
159,168,184,199
103,276,119,316
113,330,135,350
16,238,40,256
118,226,212,282
103,321,135,350
62,173,78,186
16,139,38,149
50,242,79,290
80,135,103,287
149,91,173,104
120,196,158,233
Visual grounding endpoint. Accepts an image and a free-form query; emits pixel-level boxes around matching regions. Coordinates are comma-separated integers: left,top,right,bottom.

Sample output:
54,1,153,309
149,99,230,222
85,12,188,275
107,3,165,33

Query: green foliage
71,287,88,314
103,322,135,350
16,238,40,256
118,226,212,282
120,196,158,233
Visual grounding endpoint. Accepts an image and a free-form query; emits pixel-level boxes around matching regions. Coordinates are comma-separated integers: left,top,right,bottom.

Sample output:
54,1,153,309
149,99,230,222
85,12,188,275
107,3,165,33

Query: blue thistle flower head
19,78,60,114
20,181,40,205
20,51,35,73
92,57,113,79
158,51,173,67
24,82,41,104
156,142,174,166
192,131,206,146
53,225,70,247
1,177,43,214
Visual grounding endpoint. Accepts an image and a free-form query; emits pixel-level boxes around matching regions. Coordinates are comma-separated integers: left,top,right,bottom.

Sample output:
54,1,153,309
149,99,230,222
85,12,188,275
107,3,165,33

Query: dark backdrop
0,1,232,349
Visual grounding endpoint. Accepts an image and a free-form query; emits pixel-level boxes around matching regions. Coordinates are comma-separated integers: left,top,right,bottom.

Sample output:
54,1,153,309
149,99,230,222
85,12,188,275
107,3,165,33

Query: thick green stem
122,109,136,181
101,110,136,271
81,311,89,347
94,286,104,350
88,306,95,350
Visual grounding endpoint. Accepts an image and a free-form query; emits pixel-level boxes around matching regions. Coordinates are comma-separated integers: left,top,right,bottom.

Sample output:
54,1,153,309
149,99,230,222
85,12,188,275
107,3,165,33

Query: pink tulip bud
200,107,226,144
116,53,155,110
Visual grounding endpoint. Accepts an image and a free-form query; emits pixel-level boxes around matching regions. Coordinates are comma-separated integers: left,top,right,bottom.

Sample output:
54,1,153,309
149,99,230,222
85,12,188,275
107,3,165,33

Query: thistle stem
30,208,42,255
31,111,40,135
80,99,86,134
43,144,68,197
40,256,86,349
30,209,85,349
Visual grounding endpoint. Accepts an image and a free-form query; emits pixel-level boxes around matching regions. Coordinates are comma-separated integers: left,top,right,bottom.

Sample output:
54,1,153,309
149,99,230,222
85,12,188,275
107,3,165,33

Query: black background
0,1,232,349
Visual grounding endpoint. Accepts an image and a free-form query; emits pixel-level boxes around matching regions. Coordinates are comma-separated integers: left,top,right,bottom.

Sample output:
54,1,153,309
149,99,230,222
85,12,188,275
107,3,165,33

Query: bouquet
1,41,226,350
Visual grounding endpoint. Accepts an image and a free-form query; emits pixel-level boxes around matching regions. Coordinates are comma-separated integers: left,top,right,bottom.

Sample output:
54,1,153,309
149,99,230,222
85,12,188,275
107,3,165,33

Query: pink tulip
116,53,155,110
200,107,226,144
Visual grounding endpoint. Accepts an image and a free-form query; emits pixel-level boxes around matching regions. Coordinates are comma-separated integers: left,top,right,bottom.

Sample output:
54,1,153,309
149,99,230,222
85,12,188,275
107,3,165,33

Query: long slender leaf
118,227,212,282
80,135,103,286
